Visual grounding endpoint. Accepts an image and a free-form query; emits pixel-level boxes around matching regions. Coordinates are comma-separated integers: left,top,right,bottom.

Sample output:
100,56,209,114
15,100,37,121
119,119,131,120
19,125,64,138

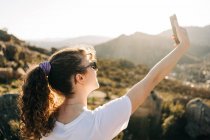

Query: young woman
18,20,189,140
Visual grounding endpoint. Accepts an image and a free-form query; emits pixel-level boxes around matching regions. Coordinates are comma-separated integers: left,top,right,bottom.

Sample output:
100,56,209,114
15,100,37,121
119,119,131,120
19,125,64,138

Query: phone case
170,14,180,44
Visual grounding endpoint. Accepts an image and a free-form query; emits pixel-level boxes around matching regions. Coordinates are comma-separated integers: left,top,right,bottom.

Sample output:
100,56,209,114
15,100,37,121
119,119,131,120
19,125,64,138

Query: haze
0,0,209,40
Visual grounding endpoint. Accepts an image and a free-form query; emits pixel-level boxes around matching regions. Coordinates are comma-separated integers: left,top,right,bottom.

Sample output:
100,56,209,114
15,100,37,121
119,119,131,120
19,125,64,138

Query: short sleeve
93,95,132,139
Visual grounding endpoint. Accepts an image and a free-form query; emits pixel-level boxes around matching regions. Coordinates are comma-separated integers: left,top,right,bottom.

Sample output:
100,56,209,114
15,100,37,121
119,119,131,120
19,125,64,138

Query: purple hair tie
39,61,51,76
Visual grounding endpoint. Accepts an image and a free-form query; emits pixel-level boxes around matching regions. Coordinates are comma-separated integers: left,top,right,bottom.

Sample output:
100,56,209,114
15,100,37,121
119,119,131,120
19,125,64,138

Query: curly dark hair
18,46,96,139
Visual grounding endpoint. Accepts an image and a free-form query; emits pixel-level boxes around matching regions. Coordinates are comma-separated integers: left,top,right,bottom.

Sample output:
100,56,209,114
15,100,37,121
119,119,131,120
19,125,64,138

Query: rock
0,68,13,83
0,67,23,83
185,98,210,138
0,43,6,67
5,61,18,69
0,42,6,51
0,53,6,67
15,67,25,77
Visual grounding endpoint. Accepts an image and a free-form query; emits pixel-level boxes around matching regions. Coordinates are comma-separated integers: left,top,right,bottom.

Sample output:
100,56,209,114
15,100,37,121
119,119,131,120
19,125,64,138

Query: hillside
95,32,173,67
95,25,210,67
160,25,210,47
160,25,210,58
0,30,50,84
28,35,112,49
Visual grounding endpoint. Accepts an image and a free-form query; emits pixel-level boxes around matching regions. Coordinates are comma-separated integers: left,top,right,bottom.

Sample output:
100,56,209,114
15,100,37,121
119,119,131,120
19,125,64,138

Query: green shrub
0,30,11,42
161,101,190,140
4,44,17,61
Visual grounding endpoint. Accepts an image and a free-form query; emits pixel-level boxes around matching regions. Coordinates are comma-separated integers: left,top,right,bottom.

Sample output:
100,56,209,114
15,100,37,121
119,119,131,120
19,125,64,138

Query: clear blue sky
0,0,210,40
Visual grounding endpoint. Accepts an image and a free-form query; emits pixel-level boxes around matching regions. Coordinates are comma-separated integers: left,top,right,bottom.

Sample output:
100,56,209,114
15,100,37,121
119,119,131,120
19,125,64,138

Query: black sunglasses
89,61,98,70
83,61,98,70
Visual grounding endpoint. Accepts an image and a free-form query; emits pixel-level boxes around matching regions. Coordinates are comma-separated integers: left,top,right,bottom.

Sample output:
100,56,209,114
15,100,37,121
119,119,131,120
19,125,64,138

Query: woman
18,20,189,140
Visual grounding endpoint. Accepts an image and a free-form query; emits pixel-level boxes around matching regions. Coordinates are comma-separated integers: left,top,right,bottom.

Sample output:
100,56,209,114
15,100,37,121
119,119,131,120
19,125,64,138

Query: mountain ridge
27,35,112,49
95,25,210,67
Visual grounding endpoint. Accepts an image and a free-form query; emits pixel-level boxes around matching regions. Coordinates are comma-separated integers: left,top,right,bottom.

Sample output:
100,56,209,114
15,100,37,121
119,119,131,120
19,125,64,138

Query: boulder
0,68,13,83
0,67,23,83
0,42,6,51
0,53,6,67
185,98,210,138
15,67,25,77
5,61,18,69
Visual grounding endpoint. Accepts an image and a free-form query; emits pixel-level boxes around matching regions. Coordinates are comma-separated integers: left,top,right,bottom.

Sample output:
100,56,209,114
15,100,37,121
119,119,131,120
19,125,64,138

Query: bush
4,44,17,61
0,30,11,42
124,115,162,140
161,101,190,140
0,94,20,139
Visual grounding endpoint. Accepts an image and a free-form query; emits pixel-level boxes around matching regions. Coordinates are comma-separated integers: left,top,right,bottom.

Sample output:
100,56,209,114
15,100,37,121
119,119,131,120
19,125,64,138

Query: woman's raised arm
126,20,190,114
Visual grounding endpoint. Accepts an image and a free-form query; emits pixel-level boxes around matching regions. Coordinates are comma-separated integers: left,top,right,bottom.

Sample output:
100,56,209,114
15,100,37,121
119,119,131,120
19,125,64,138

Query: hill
28,35,112,49
95,25,210,67
0,29,49,84
160,25,210,58
95,32,173,67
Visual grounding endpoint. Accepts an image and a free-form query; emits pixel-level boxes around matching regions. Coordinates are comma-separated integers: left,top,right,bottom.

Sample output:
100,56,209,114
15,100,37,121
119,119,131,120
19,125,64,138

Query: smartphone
170,14,180,44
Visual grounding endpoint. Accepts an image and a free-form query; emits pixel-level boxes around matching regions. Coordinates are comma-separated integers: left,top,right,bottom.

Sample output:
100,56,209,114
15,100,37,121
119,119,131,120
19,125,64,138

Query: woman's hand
174,20,190,49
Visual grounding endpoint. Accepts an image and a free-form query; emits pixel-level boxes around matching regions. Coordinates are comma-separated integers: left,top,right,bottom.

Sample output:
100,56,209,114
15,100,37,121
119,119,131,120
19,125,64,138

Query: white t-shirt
41,95,132,140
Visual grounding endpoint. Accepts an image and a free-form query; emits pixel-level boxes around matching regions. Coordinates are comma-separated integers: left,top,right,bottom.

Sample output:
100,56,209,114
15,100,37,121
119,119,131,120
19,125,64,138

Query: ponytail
18,66,57,139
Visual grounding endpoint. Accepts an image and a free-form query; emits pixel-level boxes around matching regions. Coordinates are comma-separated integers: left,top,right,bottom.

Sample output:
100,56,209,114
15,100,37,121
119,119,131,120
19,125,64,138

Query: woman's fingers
171,35,176,40
170,15,190,48
177,27,190,48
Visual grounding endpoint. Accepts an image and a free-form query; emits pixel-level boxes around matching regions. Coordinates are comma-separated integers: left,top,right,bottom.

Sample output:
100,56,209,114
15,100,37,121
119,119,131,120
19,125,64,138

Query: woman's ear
75,73,85,84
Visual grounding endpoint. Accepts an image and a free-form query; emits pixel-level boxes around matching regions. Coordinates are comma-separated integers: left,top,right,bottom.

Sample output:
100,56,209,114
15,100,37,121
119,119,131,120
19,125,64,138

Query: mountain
160,25,210,46
160,25,210,58
28,35,112,49
95,25,210,67
95,32,173,67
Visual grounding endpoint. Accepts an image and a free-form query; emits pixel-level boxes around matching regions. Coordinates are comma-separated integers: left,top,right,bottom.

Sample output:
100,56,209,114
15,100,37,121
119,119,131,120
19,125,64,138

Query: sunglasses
83,61,98,70
88,61,98,70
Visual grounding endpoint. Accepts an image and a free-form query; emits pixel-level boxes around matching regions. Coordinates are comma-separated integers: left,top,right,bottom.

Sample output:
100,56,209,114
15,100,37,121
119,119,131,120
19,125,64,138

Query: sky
0,0,210,40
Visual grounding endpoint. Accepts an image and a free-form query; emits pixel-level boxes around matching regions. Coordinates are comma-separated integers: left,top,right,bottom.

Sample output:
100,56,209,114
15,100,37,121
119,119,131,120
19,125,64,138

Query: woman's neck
62,94,87,107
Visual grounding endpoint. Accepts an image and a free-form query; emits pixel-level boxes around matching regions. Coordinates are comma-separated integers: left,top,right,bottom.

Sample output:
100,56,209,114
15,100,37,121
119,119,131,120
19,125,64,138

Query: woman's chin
92,84,100,91
96,83,100,89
